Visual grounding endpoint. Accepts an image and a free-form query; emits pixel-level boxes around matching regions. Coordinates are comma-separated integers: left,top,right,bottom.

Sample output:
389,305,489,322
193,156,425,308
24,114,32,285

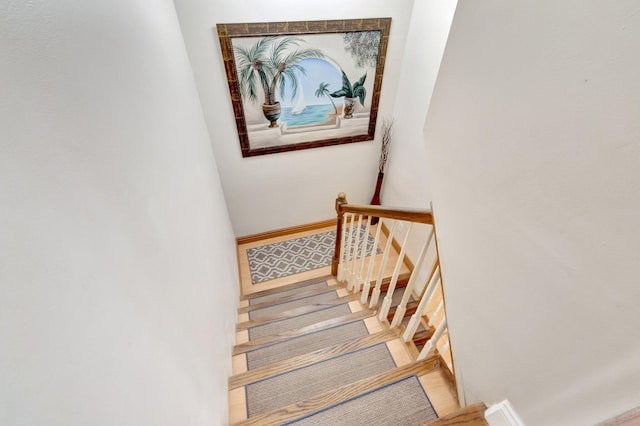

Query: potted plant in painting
329,71,367,119
234,37,324,128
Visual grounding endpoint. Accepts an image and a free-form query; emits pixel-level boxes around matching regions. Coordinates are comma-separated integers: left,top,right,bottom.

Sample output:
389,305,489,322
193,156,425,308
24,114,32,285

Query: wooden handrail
341,204,434,224
331,193,434,275
330,192,456,385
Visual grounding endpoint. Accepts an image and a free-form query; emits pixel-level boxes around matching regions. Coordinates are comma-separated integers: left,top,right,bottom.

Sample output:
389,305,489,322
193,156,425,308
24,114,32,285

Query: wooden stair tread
229,329,400,389
413,326,436,347
241,275,335,301
238,283,345,314
366,275,410,295
233,309,374,355
424,402,488,426
232,355,441,426
236,292,361,331
387,300,420,321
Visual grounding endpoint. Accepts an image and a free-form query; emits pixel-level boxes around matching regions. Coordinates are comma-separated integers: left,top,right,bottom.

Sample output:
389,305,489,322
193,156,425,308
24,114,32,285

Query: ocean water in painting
280,104,335,127
278,58,342,128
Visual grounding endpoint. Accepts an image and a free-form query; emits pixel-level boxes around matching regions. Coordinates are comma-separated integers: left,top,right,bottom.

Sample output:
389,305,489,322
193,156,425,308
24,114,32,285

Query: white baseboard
485,400,526,426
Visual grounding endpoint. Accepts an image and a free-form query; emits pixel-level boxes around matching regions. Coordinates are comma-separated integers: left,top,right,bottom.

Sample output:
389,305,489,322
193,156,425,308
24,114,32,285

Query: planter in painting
262,102,281,128
343,97,356,119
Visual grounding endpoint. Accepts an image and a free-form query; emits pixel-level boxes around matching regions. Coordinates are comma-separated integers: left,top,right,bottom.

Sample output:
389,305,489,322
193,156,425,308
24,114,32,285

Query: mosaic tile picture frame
217,18,391,157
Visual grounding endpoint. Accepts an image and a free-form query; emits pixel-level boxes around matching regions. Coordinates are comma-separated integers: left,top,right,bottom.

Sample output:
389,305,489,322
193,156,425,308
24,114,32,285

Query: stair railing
332,192,453,369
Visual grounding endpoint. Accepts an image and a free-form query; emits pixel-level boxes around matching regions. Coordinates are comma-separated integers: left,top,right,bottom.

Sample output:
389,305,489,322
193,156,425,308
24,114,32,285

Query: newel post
331,192,348,276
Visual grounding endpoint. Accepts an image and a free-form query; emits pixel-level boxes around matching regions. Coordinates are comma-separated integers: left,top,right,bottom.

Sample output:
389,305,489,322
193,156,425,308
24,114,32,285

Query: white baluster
348,215,363,291
428,299,444,327
390,228,434,328
369,220,398,308
354,216,372,294
337,213,349,282
439,339,453,371
344,214,356,285
440,340,450,357
420,270,441,314
402,266,440,342
417,317,447,360
346,214,359,288
361,218,383,304
378,222,413,322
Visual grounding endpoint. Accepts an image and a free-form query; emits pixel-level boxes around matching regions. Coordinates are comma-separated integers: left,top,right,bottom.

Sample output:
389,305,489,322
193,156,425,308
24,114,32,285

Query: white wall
377,0,458,281
173,0,416,236
383,0,458,209
424,1,640,424
0,1,238,425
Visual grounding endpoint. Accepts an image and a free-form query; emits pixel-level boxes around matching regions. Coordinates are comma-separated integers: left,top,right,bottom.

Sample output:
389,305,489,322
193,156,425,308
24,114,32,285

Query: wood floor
597,406,640,426
231,223,466,425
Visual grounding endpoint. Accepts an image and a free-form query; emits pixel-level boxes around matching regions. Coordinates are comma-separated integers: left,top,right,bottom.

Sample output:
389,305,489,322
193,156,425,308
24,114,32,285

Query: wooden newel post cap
335,193,347,214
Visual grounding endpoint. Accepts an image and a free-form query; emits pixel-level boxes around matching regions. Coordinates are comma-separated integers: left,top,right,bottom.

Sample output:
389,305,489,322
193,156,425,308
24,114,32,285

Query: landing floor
236,222,409,298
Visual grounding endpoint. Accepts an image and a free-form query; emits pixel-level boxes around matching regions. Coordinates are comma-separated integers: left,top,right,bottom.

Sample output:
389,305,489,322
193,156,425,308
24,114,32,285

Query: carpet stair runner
230,275,488,426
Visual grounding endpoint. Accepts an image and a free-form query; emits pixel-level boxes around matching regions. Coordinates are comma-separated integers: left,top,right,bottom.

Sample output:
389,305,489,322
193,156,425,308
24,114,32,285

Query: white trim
430,200,466,407
454,364,466,408
485,400,526,426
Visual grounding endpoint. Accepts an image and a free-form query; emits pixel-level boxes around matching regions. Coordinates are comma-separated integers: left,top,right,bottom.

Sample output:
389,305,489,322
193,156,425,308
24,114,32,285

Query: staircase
229,195,489,425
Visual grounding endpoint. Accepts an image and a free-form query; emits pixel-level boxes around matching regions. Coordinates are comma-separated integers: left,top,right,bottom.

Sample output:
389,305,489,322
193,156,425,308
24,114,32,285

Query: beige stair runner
229,276,487,425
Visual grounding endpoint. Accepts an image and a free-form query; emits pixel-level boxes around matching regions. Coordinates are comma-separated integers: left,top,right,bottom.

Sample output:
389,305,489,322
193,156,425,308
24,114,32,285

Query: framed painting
217,18,391,157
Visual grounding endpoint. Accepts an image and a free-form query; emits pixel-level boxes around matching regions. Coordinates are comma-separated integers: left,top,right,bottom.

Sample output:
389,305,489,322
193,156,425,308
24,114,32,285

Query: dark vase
262,102,281,128
370,172,384,225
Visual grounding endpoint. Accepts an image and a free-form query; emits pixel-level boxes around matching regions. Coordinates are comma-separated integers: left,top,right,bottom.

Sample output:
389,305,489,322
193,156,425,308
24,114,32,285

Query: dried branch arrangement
378,117,393,173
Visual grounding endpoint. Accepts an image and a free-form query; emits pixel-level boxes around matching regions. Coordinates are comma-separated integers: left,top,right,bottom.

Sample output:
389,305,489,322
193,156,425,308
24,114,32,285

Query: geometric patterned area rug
247,227,380,284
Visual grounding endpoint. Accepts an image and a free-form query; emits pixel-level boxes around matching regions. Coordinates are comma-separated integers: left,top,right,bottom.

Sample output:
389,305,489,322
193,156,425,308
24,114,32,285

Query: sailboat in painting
291,89,307,115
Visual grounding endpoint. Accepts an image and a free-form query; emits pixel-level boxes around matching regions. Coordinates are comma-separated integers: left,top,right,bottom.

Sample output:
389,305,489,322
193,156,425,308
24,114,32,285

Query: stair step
241,275,335,301
369,275,410,294
238,285,345,316
245,277,332,305
246,304,354,341
387,300,420,321
229,329,399,389
413,326,436,347
237,293,360,330
424,402,488,426
240,276,407,316
244,343,398,417
233,309,374,356
231,355,441,426
242,318,375,371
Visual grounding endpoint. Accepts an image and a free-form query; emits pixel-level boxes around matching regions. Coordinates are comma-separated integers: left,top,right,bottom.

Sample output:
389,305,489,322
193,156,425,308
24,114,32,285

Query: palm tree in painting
234,37,324,127
314,82,339,115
